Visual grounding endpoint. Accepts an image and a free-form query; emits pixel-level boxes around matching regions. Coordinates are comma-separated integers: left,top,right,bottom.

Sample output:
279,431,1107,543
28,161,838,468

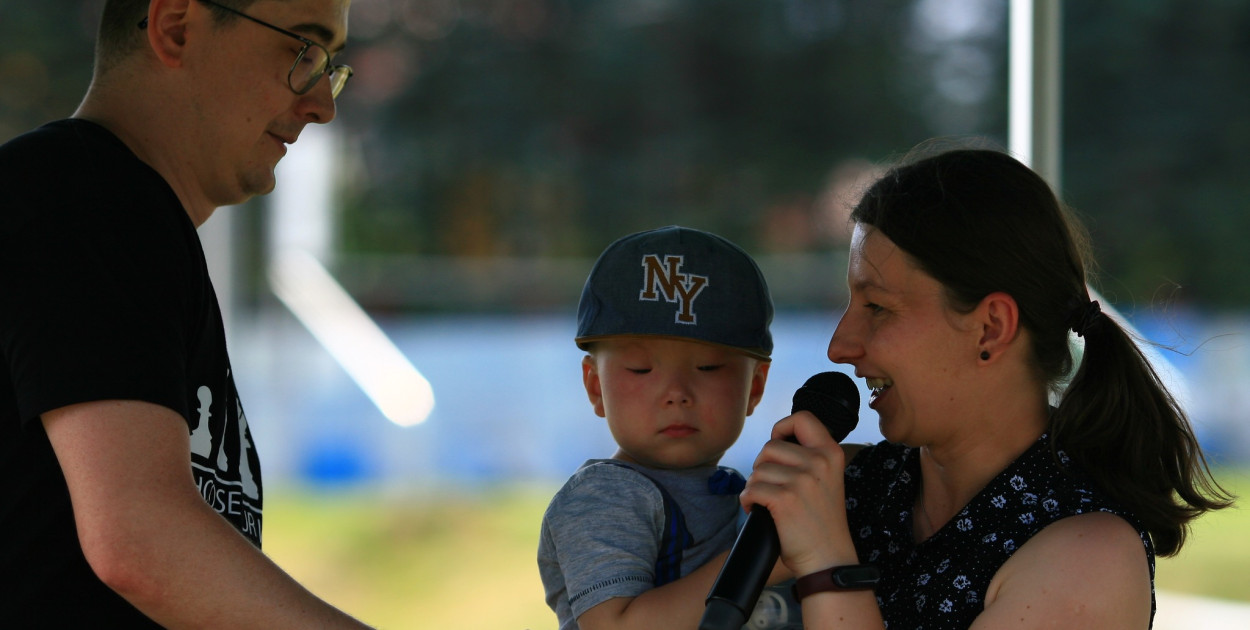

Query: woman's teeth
866,377,893,394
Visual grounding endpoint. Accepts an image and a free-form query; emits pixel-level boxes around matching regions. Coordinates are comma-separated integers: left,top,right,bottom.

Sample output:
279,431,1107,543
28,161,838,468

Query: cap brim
574,333,772,361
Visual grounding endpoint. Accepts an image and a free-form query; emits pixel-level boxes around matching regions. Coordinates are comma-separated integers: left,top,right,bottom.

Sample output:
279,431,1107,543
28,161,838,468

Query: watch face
832,564,882,588
794,564,882,600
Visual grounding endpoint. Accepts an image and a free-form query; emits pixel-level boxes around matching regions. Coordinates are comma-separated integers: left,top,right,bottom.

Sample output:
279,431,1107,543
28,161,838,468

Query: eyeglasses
140,0,353,98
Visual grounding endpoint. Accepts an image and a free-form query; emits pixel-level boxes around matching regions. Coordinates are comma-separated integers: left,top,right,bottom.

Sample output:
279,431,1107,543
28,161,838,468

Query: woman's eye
697,364,724,372
865,302,885,314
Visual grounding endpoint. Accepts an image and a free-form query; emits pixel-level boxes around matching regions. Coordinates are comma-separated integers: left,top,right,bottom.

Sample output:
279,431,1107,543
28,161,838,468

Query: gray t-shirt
538,459,802,629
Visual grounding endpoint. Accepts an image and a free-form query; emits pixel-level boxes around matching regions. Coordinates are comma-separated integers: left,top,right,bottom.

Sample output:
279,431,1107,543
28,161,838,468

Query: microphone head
791,371,860,442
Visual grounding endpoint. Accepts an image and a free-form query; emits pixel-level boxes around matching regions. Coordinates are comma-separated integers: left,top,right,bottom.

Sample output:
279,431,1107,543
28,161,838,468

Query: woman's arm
972,512,1152,630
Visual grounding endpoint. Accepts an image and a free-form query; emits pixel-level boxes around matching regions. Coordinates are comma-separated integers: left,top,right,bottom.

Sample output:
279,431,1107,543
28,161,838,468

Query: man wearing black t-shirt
0,1,370,627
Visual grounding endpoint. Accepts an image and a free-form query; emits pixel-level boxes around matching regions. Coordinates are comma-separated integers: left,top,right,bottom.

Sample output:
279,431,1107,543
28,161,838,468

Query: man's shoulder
1,119,141,180
2,119,185,236
1,120,126,212
1,121,64,186
1,120,92,161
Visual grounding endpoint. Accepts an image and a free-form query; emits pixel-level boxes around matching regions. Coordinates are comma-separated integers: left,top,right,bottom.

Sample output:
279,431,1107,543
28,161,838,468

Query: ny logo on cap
639,254,708,325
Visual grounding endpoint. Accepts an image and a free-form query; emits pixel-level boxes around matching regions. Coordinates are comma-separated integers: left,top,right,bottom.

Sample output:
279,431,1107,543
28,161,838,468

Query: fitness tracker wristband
792,564,881,600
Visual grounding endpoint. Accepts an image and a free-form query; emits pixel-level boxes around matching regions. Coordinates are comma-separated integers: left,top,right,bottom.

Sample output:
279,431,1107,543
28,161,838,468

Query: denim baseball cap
575,226,774,360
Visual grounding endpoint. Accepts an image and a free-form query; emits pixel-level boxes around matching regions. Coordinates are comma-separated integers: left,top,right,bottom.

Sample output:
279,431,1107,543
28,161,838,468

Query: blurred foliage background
7,0,1248,314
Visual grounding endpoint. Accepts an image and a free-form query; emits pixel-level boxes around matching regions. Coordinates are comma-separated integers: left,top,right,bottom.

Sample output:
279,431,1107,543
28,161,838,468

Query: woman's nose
827,310,864,364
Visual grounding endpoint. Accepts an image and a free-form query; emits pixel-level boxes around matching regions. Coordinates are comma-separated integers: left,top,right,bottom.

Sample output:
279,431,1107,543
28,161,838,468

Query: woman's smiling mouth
866,377,894,405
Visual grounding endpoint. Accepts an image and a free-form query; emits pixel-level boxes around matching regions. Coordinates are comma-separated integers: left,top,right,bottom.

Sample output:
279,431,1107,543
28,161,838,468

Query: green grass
264,483,558,630
263,470,1250,629
1154,468,1250,601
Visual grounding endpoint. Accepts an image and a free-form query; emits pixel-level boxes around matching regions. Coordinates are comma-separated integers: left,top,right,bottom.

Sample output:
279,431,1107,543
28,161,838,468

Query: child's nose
664,378,693,406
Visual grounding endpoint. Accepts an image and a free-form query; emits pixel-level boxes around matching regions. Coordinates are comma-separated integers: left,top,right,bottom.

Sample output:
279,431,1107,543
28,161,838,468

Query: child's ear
744,360,770,416
581,355,606,418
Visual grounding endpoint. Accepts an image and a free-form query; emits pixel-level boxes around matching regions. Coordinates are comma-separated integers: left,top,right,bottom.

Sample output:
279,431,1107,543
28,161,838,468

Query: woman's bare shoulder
976,512,1152,629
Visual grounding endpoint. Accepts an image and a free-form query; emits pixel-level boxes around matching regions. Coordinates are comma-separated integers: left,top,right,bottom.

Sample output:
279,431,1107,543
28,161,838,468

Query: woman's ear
976,291,1021,361
581,355,606,418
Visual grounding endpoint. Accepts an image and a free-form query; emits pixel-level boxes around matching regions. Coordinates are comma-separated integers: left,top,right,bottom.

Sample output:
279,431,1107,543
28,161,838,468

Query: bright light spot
912,0,1002,43
269,249,435,427
1009,0,1035,166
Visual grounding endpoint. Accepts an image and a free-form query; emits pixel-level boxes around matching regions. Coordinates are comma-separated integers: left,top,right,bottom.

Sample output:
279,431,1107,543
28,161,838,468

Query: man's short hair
94,0,263,73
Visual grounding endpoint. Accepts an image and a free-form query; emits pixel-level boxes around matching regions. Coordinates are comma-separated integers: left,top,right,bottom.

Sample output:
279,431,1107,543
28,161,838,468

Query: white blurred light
269,249,435,427
1009,0,1036,165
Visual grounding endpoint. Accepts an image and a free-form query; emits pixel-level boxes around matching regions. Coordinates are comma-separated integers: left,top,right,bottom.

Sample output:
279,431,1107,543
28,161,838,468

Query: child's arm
543,462,792,629
575,535,795,629
574,549,728,630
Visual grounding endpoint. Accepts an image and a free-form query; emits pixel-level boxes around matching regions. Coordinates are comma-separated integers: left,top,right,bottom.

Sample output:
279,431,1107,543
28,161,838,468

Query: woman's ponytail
1052,300,1232,556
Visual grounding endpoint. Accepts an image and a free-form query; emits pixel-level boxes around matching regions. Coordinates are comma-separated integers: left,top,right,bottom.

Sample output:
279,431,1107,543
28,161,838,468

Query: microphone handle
698,505,781,629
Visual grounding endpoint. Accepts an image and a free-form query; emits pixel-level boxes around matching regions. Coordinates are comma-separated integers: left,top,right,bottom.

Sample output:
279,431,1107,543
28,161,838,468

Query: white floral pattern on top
844,433,1156,630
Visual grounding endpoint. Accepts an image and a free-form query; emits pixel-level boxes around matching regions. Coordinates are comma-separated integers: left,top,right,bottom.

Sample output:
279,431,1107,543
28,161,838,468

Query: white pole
1008,0,1062,189
1009,1,1189,408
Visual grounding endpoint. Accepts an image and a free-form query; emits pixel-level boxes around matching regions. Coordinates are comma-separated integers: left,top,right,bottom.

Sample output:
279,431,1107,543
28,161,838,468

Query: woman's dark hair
850,144,1232,556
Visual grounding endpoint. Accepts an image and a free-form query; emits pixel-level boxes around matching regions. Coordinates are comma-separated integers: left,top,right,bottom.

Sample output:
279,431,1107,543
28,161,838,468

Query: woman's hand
739,411,861,577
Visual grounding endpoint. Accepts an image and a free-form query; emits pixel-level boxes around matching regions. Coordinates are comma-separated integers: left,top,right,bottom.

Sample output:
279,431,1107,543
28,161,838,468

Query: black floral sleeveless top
844,433,1156,629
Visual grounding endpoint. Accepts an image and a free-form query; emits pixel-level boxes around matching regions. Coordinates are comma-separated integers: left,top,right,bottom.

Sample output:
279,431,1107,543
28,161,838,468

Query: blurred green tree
334,0,1005,263
8,1,1246,310
0,0,98,140
1064,0,1250,309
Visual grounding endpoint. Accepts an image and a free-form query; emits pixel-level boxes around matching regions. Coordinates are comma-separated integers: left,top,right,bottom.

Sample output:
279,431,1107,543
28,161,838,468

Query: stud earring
979,350,990,361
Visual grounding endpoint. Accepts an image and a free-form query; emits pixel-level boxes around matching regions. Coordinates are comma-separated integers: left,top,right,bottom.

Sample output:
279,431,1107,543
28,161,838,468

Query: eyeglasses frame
139,0,352,98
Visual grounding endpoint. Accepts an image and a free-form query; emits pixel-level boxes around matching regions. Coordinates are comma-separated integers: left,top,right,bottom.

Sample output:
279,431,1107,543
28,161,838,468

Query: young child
538,226,798,629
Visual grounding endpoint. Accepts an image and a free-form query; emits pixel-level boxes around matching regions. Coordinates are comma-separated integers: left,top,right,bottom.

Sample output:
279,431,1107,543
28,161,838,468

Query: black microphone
698,371,860,630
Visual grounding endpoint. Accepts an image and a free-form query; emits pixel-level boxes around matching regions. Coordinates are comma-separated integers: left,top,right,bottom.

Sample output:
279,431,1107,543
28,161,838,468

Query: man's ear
146,0,193,68
581,355,606,418
744,360,770,416
976,291,1021,360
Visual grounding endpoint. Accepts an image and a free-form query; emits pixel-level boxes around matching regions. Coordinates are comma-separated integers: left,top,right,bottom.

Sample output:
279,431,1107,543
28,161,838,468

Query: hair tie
1067,299,1103,338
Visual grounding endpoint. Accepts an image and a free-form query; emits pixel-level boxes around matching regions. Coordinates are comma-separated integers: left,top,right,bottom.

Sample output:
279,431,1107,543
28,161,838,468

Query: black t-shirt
0,119,263,625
